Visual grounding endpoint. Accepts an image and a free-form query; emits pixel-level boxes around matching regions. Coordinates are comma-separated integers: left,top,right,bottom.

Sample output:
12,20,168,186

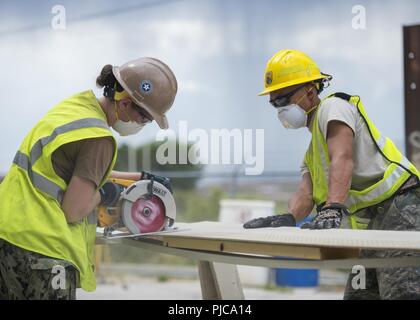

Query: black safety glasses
134,104,153,124
269,84,307,109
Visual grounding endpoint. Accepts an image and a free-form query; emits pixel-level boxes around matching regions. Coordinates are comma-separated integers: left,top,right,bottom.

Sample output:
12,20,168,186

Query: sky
0,0,419,177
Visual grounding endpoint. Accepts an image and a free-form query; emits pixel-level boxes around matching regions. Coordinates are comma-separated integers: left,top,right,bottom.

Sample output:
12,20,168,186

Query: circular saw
98,178,176,236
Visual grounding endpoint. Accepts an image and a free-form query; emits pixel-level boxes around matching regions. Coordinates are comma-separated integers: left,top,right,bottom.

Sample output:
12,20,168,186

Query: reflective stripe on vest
12,118,109,203
28,118,109,165
13,151,64,202
346,159,412,210
305,92,420,228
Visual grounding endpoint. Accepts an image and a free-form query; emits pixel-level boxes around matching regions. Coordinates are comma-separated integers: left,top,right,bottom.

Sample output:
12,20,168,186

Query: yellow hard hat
259,49,330,96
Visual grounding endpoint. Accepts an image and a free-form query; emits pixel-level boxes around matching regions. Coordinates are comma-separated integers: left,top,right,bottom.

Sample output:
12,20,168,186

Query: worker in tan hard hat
0,57,177,299
244,49,420,299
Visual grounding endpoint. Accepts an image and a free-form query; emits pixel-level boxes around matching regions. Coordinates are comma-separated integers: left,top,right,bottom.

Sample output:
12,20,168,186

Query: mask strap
121,106,134,122
114,100,119,121
306,103,319,115
115,99,136,123
294,86,312,107
296,86,318,115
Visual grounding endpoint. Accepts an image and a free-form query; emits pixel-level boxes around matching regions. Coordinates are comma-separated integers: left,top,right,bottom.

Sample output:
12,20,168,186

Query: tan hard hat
112,57,178,129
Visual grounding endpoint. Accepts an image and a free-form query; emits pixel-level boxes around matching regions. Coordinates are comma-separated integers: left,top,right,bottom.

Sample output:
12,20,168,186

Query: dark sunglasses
134,104,153,123
269,84,307,108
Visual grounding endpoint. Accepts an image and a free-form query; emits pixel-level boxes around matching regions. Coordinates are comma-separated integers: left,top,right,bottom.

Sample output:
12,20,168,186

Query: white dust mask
113,120,145,136
277,104,308,129
275,87,317,129
112,101,145,136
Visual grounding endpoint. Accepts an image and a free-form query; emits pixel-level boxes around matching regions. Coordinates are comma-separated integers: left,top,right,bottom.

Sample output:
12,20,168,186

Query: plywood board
148,221,420,260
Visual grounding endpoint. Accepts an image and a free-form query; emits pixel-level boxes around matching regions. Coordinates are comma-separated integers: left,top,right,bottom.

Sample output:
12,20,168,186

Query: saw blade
123,195,167,234
120,180,176,235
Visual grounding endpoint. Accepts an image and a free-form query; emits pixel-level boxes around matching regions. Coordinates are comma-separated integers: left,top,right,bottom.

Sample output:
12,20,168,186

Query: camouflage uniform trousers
344,185,420,300
0,239,77,300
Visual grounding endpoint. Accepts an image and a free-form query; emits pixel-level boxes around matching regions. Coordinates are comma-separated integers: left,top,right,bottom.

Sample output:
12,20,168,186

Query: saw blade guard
120,180,176,234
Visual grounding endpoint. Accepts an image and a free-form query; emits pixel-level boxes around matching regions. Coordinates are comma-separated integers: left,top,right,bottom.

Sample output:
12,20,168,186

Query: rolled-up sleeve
300,159,309,176
318,97,357,140
73,137,115,188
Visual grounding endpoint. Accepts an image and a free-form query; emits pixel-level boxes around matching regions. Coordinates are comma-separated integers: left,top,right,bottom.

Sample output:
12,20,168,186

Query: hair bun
96,64,115,88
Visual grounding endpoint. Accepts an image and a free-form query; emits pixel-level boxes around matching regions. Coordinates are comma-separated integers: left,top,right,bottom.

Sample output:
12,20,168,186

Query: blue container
275,268,319,287
275,215,319,287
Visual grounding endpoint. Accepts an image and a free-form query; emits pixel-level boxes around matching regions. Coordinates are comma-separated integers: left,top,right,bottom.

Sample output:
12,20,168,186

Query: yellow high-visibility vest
0,90,117,291
304,92,420,229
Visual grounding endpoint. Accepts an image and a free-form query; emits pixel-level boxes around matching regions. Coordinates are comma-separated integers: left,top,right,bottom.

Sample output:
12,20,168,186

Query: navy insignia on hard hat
265,71,273,85
140,80,153,94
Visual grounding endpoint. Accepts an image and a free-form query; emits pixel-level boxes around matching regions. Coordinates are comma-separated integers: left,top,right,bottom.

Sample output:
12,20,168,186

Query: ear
119,98,132,110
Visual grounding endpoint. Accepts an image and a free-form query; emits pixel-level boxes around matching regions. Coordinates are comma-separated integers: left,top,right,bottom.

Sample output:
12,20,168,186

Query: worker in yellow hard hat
0,57,177,299
244,49,420,299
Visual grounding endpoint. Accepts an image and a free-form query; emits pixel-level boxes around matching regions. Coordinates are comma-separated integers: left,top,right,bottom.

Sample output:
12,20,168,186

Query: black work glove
99,182,125,207
300,203,350,230
141,171,173,193
243,213,296,229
